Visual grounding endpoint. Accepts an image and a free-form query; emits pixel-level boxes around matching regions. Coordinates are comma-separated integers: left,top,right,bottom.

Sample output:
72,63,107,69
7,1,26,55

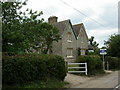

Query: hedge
105,56,120,70
76,55,104,75
2,53,67,85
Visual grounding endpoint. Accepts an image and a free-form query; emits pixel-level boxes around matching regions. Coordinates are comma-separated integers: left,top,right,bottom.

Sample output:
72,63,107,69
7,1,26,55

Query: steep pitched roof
52,20,77,40
73,23,83,37
52,20,68,35
73,23,88,40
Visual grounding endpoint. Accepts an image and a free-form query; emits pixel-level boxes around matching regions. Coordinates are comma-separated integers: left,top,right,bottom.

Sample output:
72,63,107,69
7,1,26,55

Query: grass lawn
22,79,69,88
68,64,80,71
3,78,69,89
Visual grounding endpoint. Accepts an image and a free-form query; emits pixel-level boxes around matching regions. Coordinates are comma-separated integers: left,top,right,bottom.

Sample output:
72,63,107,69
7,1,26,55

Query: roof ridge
72,23,84,37
57,19,70,23
73,23,83,26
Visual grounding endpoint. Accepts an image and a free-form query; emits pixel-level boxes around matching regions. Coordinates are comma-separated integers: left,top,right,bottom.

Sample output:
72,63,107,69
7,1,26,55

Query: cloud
99,5,118,28
87,28,118,47
21,0,119,47
81,3,118,30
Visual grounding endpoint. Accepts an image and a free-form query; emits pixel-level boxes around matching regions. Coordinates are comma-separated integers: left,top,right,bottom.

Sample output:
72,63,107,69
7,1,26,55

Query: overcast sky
21,0,119,48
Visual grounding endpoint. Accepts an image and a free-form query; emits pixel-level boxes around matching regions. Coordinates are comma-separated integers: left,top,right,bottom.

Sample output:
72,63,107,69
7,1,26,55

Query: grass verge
3,78,69,89
72,69,106,77
68,64,80,71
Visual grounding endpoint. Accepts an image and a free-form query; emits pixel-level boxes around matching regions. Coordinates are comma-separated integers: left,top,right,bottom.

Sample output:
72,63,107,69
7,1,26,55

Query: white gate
67,62,87,75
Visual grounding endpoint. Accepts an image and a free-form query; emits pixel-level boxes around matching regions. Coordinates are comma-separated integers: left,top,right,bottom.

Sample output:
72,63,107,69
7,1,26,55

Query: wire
59,0,115,29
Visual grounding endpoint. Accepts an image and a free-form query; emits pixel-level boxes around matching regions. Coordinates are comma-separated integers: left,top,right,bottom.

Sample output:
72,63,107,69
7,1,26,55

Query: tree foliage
89,36,99,49
105,34,120,57
2,1,28,53
2,1,60,54
38,23,60,54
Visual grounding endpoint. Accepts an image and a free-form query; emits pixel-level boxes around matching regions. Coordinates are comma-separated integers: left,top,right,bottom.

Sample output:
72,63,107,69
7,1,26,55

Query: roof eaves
73,23,83,38
82,24,89,41
68,20,77,40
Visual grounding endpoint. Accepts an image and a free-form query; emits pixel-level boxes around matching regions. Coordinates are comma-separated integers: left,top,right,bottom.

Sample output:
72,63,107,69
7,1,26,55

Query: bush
2,53,67,85
105,56,120,70
76,55,104,75
87,49,100,55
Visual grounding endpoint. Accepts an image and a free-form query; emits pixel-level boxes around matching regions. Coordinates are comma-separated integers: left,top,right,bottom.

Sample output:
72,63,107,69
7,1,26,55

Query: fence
67,62,87,75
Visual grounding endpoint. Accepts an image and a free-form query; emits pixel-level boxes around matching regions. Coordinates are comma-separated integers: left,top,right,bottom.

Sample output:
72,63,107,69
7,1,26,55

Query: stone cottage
48,16,88,62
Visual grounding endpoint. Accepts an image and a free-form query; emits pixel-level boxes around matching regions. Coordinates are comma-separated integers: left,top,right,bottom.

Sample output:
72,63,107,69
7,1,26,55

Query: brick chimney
48,16,58,24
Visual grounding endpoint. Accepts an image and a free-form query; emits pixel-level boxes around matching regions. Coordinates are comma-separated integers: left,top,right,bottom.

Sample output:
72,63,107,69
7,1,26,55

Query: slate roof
72,23,83,37
73,23,88,41
52,20,69,35
52,20,77,39
51,19,88,40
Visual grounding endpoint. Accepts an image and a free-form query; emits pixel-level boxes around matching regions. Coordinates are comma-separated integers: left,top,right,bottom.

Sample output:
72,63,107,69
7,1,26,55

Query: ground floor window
67,48,73,57
81,49,85,55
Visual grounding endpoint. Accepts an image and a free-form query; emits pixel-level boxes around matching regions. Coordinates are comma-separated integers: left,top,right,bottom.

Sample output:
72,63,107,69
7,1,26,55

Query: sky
21,0,119,48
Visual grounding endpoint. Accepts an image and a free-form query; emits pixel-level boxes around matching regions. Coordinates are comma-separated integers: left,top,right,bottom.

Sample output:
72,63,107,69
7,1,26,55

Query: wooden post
107,61,109,70
66,61,68,73
85,62,87,75
103,54,105,70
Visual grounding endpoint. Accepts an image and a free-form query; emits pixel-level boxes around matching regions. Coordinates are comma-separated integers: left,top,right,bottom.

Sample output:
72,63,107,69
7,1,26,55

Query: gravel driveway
65,71,119,88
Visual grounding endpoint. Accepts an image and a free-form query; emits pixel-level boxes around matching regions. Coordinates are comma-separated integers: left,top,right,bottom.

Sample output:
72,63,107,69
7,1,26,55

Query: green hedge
2,53,67,85
105,56,120,70
76,55,104,75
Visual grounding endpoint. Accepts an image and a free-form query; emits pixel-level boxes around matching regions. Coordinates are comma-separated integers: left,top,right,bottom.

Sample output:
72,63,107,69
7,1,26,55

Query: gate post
65,61,68,73
107,61,109,70
85,62,87,75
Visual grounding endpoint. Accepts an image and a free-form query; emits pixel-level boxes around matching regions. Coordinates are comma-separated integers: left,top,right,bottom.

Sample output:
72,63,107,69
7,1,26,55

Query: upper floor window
67,32,72,42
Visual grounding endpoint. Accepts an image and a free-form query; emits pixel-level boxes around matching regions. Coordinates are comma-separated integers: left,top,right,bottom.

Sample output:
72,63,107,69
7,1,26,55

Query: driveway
65,71,119,88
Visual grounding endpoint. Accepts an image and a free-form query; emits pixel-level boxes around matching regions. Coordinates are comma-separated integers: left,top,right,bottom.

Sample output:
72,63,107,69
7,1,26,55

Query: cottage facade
73,23,89,55
48,16,88,62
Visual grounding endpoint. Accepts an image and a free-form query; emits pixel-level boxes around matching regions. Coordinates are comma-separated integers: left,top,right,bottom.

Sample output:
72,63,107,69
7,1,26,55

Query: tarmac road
65,71,119,88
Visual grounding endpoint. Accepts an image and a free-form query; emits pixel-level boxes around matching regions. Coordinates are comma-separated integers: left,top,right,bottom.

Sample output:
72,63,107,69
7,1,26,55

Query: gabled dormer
73,23,89,55
73,23,88,41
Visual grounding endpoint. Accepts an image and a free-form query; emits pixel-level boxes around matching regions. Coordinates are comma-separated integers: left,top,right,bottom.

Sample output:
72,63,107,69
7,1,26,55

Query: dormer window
67,32,72,42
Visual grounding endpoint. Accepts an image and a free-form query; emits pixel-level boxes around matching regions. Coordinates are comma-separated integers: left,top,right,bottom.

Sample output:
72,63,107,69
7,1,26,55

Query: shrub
87,49,100,55
76,55,103,75
105,56,120,70
2,53,67,85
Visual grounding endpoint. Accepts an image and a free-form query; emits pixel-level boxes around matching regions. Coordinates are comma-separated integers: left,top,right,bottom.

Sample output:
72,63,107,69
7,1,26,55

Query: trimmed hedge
105,56,120,70
2,53,67,85
76,55,104,75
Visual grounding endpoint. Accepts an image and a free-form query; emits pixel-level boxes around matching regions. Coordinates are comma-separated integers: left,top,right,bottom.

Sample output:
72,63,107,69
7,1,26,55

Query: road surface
65,71,119,88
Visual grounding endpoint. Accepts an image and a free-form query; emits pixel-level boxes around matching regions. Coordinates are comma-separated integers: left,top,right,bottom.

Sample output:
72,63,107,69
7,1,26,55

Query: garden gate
67,62,87,75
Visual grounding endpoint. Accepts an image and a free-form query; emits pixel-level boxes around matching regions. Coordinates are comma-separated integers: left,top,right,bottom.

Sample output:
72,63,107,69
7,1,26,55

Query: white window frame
67,32,72,42
67,48,73,58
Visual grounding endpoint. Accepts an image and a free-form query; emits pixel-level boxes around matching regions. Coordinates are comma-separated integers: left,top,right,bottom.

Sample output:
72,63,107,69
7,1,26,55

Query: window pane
67,48,73,57
67,33,72,41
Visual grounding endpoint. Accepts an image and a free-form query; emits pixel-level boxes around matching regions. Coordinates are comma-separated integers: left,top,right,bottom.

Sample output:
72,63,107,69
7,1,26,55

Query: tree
38,23,60,54
105,34,120,57
89,36,99,49
104,40,110,48
2,1,60,54
2,1,30,53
